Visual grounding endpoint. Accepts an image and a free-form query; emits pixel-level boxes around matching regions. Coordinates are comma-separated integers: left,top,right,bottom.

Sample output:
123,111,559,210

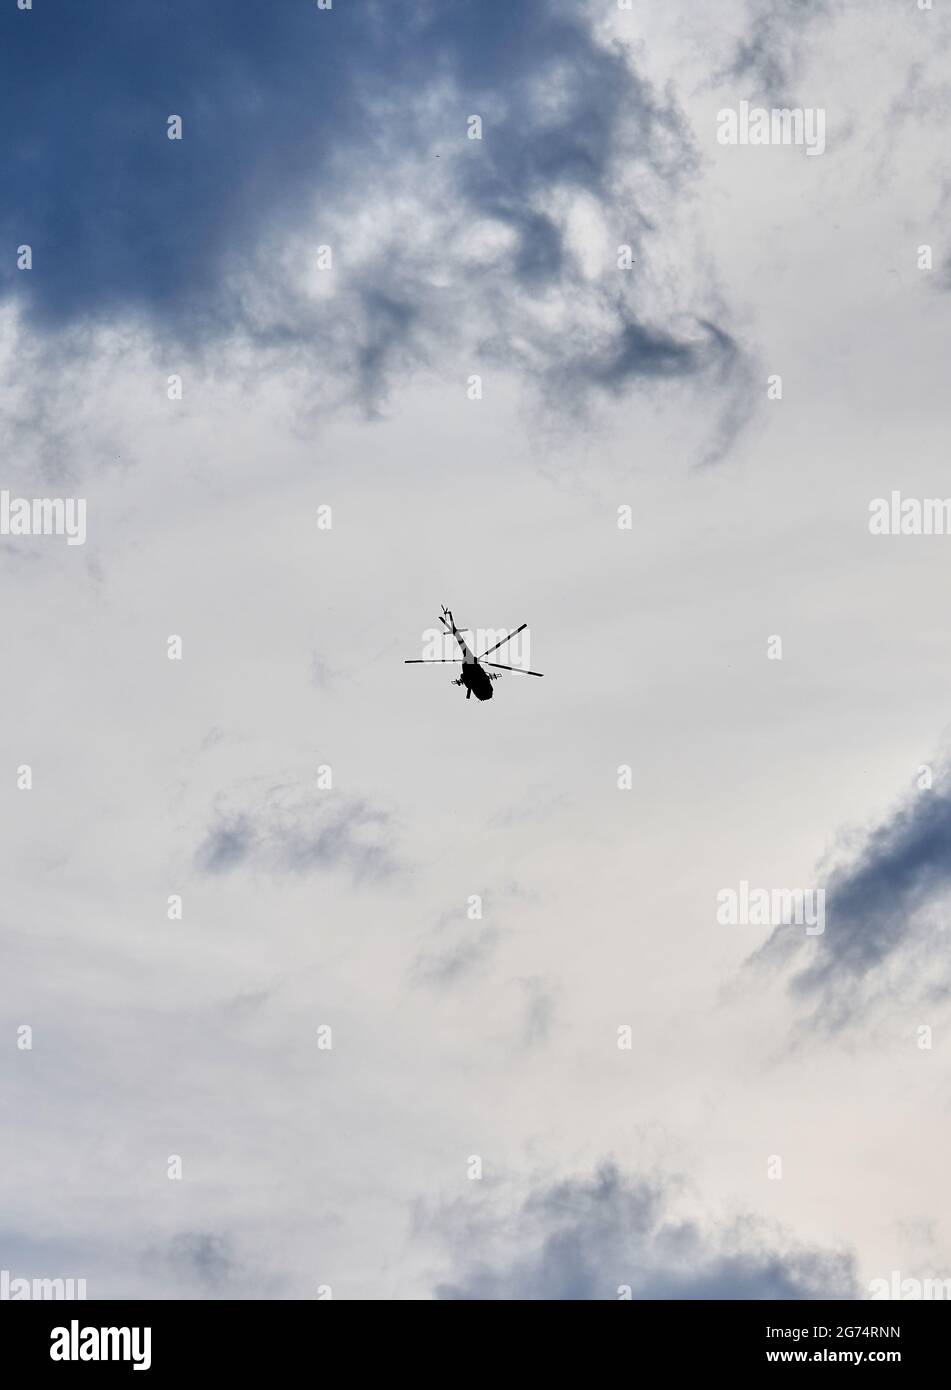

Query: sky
2,0,951,1300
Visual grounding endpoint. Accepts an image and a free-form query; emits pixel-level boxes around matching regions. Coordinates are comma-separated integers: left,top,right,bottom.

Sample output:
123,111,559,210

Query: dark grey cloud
721,0,830,101
448,7,689,246
431,1162,857,1299
0,0,748,446
196,782,400,884
0,1225,278,1299
586,319,703,387
152,1231,234,1294
198,818,254,873
1,0,394,334
412,884,536,989
752,772,951,1030
142,1227,285,1298
414,923,501,987
438,15,748,425
0,0,657,336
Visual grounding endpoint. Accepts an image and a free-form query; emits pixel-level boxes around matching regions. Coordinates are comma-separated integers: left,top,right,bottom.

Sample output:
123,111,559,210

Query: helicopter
404,606,544,701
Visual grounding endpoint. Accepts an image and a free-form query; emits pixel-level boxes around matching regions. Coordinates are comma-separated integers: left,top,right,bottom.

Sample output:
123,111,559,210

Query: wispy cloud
414,922,502,987
751,768,951,1030
196,779,401,884
429,1162,857,1299
720,0,830,100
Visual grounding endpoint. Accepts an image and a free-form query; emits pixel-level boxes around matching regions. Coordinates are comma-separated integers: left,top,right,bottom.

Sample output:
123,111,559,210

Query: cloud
751,770,951,1030
430,1162,857,1299
1,0,388,334
0,0,749,446
149,1231,235,1294
0,0,659,337
309,654,337,691
721,0,830,99
414,922,501,987
195,779,401,883
0,1225,275,1299
412,883,538,989
517,975,556,1048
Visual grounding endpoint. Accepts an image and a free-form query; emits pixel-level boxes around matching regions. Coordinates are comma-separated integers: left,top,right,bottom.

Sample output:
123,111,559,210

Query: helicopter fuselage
460,660,493,700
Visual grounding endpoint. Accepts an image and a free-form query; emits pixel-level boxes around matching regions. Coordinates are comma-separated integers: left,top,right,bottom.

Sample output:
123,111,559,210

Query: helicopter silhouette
404,606,544,701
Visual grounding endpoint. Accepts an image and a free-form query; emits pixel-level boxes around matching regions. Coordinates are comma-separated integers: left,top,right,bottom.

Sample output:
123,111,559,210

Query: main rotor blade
477,623,527,659
404,658,463,663
483,661,543,677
